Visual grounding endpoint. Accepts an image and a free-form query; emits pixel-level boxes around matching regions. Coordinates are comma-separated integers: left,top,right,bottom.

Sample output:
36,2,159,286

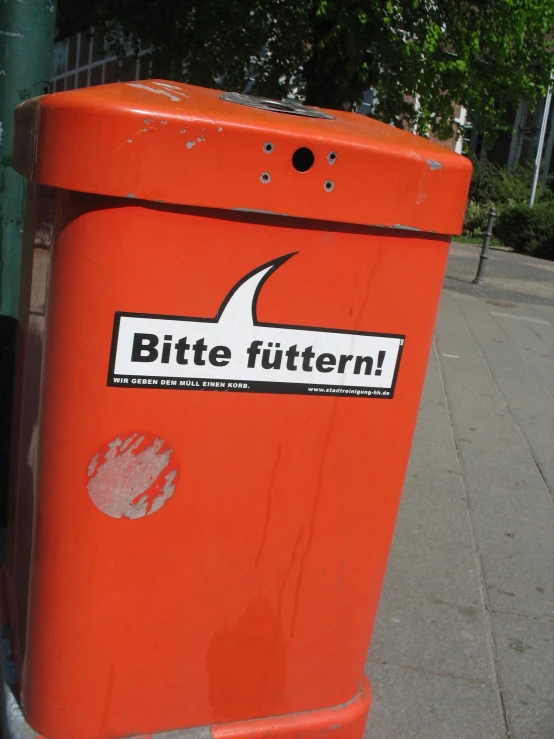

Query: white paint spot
126,83,180,103
127,139,132,143
441,354,459,359
151,81,188,96
186,141,195,149
395,224,420,231
426,158,442,170
218,127,223,132
88,454,99,476
87,433,178,519
0,30,24,38
391,617,401,623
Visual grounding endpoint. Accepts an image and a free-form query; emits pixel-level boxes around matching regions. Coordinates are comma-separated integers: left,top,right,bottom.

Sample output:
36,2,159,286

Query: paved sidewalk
366,280,554,737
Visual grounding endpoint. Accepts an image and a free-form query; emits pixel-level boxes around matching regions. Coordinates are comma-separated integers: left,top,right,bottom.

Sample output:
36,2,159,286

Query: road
445,241,554,308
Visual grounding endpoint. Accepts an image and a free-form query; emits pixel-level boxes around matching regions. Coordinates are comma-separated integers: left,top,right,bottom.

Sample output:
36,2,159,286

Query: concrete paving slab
439,362,509,409
437,363,548,491
414,401,454,447
491,612,554,705
435,308,485,359
413,414,452,447
368,588,494,685
464,479,554,522
365,662,506,739
419,345,445,403
490,305,554,358
473,515,554,620
450,295,554,490
482,377,554,492
454,297,548,384
456,433,546,492
453,298,554,402
414,347,454,447
394,476,475,553
406,436,462,476
395,439,474,552
382,534,481,607
434,335,488,375
501,690,554,739
494,325,554,394
529,303,554,323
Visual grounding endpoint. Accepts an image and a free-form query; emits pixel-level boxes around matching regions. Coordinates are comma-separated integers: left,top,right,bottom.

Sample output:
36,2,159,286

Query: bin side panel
22,196,448,739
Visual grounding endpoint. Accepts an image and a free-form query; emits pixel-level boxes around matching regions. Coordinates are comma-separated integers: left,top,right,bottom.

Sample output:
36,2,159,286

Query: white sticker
108,254,405,399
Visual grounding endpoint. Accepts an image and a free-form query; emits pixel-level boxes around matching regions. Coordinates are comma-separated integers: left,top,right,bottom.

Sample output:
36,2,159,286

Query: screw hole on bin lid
324,180,334,192
292,147,315,172
328,151,337,164
264,142,274,153
260,172,271,183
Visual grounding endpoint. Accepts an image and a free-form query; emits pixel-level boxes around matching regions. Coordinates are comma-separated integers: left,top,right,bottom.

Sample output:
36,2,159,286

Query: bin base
211,679,371,739
1,631,371,739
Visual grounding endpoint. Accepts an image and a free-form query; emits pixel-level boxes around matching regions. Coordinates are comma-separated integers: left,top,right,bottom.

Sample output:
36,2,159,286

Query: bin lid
13,80,471,235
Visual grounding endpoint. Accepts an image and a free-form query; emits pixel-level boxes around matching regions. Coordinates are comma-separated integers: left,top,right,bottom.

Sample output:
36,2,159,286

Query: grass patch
452,235,505,247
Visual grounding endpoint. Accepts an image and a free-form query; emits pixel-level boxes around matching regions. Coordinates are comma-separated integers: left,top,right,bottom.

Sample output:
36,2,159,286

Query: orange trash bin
3,82,471,739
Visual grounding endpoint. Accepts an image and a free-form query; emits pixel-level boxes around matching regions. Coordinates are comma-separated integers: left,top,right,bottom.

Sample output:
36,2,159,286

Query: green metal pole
0,0,57,520
1,0,57,317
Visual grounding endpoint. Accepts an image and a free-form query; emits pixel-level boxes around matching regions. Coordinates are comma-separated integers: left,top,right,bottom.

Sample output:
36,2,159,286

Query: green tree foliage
463,157,554,250
497,202,554,258
57,0,554,140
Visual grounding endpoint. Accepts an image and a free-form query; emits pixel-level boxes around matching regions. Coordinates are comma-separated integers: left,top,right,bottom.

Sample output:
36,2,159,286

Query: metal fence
51,27,150,92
